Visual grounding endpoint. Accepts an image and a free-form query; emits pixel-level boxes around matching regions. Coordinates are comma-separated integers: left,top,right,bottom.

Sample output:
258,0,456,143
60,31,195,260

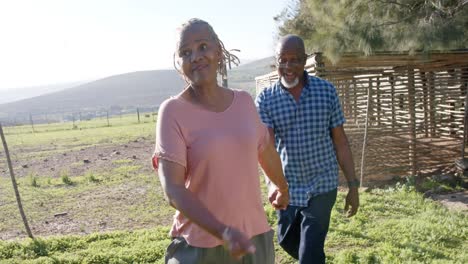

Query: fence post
360,79,372,187
29,113,35,133
0,123,34,239
428,72,436,137
408,68,417,176
137,108,140,123
462,68,468,159
106,111,110,127
390,75,396,133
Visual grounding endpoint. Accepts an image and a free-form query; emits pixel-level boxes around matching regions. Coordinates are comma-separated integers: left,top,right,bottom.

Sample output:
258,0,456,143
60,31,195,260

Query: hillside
0,57,275,124
0,70,185,123
0,81,87,105
228,56,275,94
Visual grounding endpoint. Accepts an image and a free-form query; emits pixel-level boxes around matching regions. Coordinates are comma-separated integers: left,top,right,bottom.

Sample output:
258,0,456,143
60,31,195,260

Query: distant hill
0,81,87,105
228,56,275,94
0,57,275,124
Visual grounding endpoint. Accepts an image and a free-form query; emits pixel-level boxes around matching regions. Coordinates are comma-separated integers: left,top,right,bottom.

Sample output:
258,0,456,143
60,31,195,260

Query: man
255,35,360,263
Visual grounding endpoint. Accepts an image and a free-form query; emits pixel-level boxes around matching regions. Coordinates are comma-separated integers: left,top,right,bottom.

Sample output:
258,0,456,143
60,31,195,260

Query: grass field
0,187,467,263
2,114,155,149
1,118,467,263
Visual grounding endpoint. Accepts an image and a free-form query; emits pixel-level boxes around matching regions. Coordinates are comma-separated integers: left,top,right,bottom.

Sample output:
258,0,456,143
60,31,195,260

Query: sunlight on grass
2,115,155,151
0,187,466,263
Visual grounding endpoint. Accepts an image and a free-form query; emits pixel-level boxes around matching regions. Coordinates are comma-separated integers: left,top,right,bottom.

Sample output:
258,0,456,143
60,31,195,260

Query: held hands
222,227,256,260
344,187,359,217
268,184,289,210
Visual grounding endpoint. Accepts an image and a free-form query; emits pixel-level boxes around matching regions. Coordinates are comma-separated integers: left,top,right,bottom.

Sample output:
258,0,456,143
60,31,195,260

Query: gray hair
173,18,239,82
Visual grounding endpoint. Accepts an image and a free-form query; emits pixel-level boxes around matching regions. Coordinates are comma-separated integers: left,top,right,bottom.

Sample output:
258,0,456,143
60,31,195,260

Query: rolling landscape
0,114,467,263
0,57,275,125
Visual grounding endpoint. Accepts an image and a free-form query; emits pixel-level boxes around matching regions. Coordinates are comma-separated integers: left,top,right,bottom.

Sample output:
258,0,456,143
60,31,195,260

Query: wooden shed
255,51,468,184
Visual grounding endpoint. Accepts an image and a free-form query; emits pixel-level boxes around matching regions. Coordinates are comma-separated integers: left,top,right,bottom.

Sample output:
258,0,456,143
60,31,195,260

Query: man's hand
344,187,359,217
222,227,256,260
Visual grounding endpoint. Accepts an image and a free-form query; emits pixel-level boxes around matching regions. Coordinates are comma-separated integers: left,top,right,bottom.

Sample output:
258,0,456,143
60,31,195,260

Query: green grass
1,116,467,263
1,114,155,152
0,188,466,264
0,228,170,264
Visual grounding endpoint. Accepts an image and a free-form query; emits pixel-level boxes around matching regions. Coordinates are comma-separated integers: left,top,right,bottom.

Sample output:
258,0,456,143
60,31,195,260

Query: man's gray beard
280,76,299,89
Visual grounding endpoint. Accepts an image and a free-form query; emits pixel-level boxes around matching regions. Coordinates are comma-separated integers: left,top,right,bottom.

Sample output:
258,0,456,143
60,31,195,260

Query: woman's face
177,24,221,86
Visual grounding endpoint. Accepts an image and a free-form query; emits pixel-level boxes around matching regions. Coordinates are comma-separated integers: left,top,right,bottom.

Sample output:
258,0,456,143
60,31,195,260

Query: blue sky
0,0,288,91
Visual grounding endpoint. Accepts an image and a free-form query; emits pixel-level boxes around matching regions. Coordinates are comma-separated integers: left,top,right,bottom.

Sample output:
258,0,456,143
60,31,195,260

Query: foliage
26,173,39,188
60,171,73,186
275,0,468,60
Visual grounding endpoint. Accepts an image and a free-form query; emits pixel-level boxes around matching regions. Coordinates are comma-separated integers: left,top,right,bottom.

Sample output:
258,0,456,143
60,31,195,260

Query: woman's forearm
165,185,226,239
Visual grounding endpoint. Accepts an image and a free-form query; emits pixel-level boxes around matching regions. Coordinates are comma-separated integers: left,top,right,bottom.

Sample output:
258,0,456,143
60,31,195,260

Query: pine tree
275,0,468,60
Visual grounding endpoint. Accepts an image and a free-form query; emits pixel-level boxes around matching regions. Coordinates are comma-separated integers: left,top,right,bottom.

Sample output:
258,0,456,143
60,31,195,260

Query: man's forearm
332,126,359,187
336,145,359,187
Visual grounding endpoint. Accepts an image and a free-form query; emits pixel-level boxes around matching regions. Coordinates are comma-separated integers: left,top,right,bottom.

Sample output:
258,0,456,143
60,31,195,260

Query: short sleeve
329,86,345,129
255,90,274,128
153,100,187,168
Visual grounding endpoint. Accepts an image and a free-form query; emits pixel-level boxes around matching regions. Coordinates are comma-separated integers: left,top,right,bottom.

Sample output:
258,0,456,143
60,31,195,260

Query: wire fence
2,107,158,135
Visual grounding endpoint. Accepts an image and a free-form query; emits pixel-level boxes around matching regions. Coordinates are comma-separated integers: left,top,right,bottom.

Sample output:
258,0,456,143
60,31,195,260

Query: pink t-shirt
154,89,271,248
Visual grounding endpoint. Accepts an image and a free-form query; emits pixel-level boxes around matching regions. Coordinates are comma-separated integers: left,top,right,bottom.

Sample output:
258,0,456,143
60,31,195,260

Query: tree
275,0,468,60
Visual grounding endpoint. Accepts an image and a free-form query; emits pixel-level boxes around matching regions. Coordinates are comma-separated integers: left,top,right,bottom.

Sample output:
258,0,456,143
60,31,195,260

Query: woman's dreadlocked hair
173,18,240,85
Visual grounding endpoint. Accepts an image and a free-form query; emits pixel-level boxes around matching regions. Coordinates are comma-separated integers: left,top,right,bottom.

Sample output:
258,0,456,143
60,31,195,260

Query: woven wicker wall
255,51,468,184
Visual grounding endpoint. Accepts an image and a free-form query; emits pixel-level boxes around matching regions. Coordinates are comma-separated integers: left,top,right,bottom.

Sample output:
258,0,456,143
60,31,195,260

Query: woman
153,18,289,264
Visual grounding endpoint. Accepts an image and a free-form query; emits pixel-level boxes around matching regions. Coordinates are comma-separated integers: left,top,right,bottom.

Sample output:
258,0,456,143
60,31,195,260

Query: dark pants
277,189,337,264
165,230,274,264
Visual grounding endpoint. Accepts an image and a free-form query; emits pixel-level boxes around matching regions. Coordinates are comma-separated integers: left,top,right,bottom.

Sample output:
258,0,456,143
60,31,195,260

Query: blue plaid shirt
255,72,345,207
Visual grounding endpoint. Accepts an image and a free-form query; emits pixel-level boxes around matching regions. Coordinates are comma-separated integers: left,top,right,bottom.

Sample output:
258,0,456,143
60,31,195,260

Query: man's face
276,42,306,89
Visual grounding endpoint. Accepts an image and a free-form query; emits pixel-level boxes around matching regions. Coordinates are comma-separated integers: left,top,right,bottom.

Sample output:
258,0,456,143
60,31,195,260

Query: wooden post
390,75,396,133
352,77,357,121
0,123,34,239
462,92,468,159
368,78,373,125
408,68,417,176
360,82,372,187
421,71,429,137
428,72,436,137
344,80,351,117
106,111,110,127
376,77,381,126
29,113,35,133
462,68,468,159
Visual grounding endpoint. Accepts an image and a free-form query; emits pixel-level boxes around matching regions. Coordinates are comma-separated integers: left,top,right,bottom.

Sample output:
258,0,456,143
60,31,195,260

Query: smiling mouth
193,65,208,72
283,72,296,80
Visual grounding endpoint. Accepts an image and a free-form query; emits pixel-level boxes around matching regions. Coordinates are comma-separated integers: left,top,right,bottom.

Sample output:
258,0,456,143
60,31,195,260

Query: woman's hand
222,227,256,260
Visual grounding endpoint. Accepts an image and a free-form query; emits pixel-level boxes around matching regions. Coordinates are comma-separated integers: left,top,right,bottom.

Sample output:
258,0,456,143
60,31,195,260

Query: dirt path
430,191,468,213
4,136,154,179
